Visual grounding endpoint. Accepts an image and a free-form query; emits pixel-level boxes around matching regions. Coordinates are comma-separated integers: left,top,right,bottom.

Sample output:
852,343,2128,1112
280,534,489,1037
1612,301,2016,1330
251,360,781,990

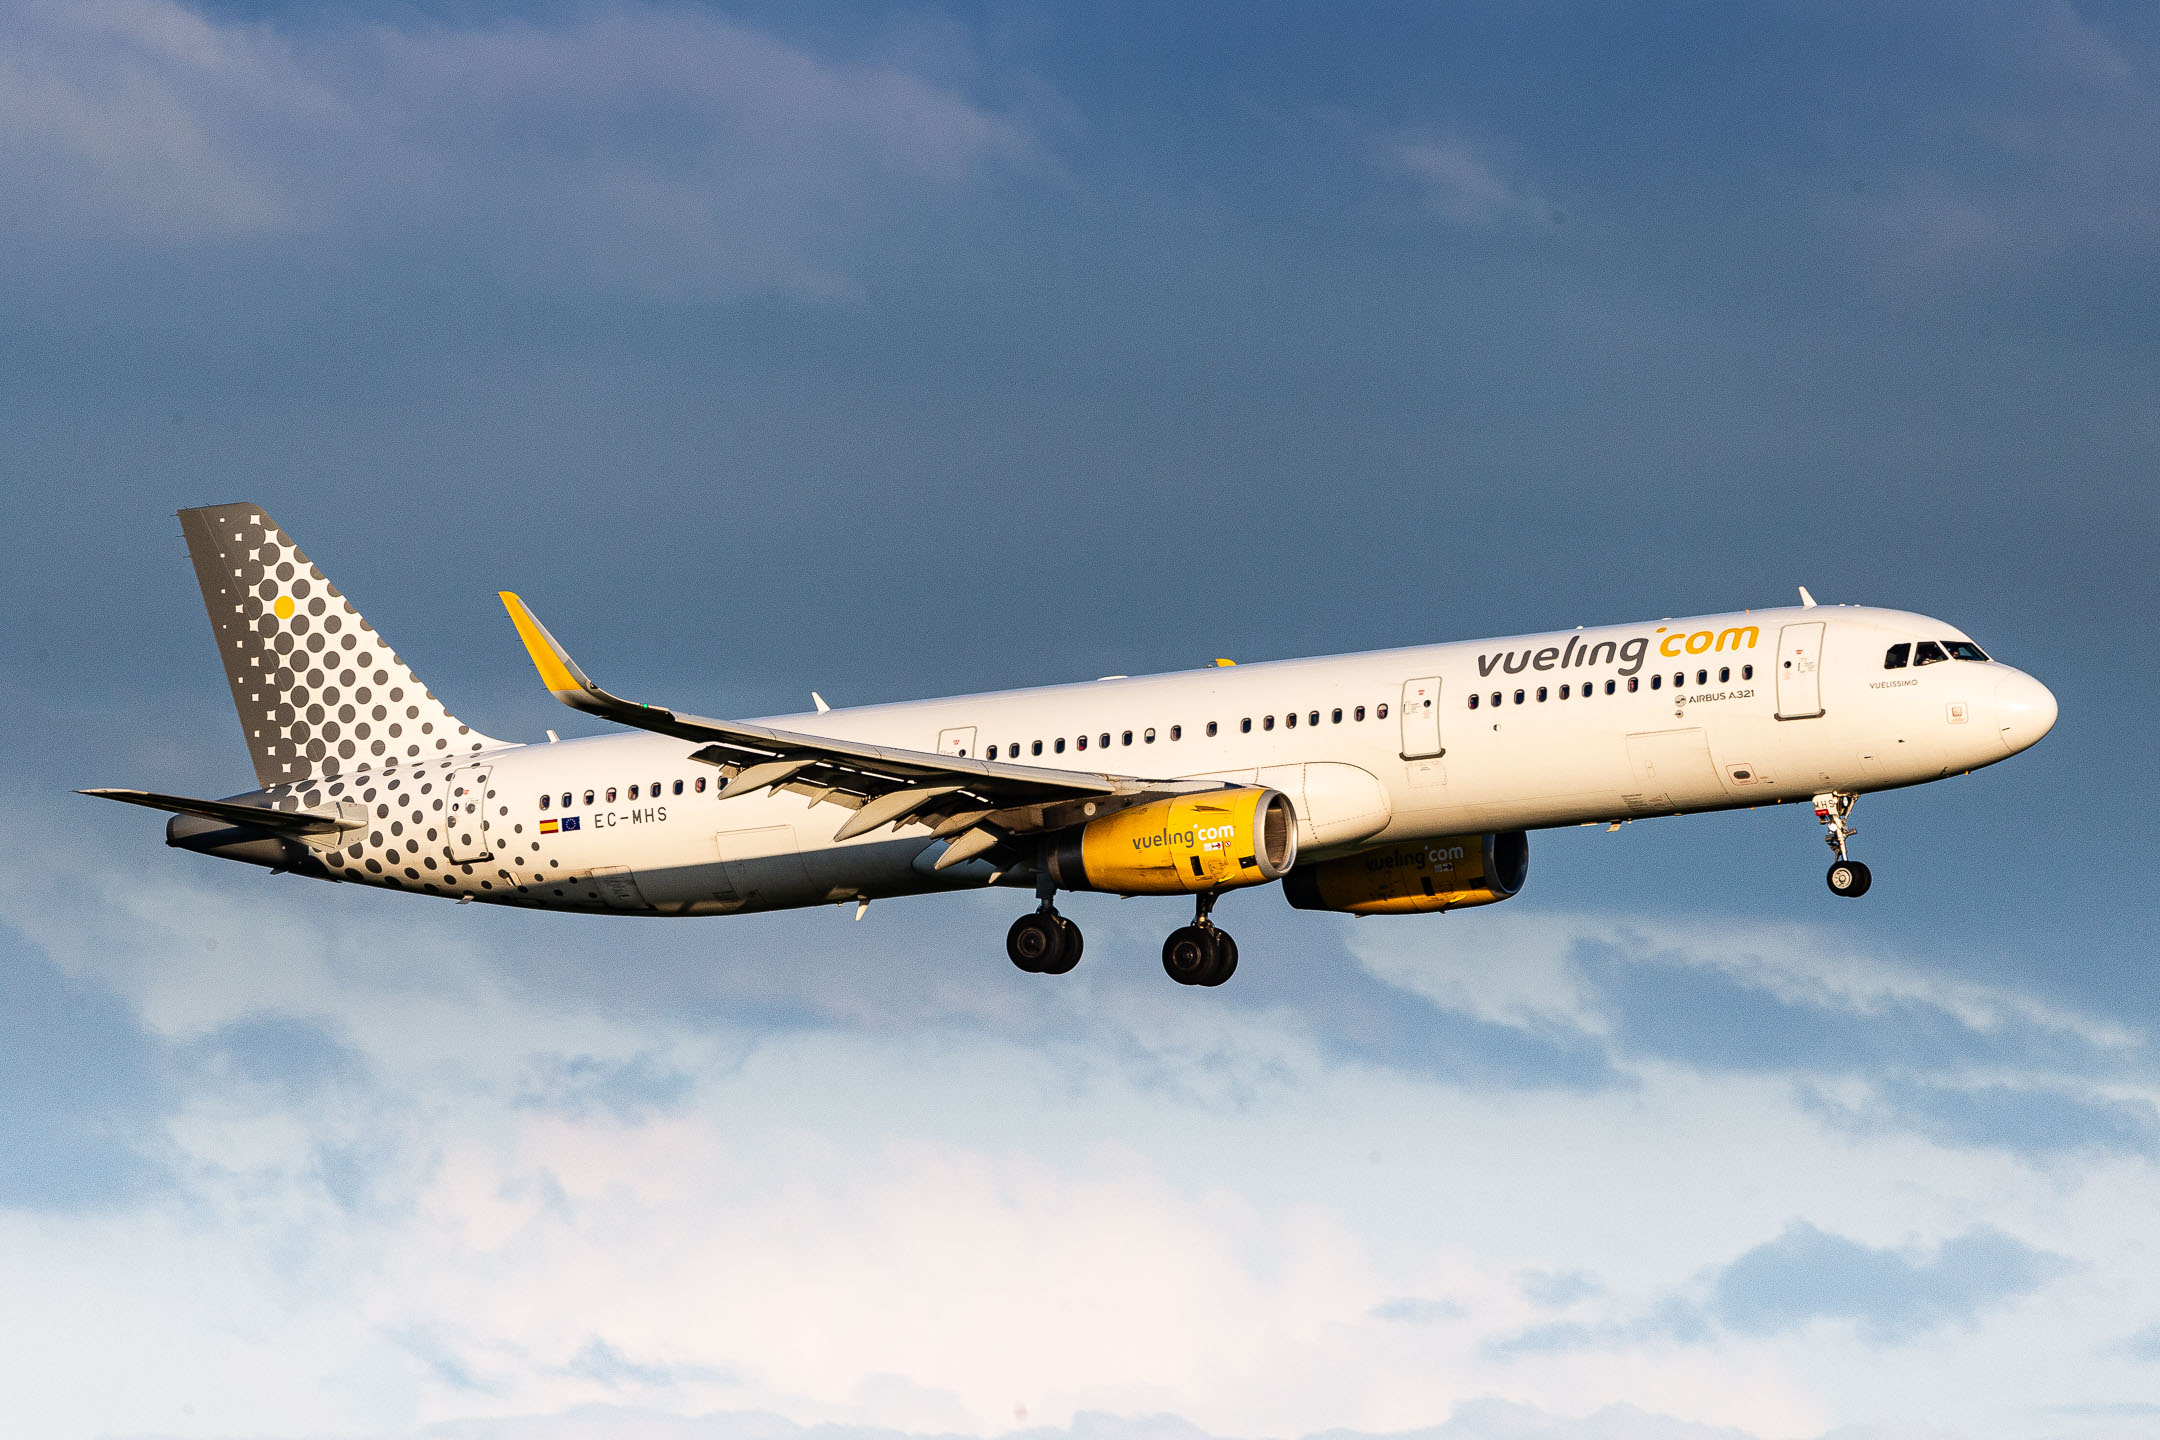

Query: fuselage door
446,765,494,862
1399,677,1442,759
936,726,977,758
1775,622,1827,720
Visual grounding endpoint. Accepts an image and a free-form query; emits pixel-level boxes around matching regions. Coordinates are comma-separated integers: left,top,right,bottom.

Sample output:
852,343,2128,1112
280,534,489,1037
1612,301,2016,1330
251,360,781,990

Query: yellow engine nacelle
1281,831,1528,915
1046,787,1298,895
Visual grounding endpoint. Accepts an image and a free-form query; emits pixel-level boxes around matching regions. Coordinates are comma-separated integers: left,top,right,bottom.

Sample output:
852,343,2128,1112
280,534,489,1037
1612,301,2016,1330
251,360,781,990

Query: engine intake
1047,787,1297,895
1282,831,1528,914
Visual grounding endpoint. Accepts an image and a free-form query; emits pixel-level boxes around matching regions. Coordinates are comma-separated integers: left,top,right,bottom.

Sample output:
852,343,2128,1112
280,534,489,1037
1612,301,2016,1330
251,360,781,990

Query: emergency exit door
1399,677,1442,759
446,766,494,862
1775,622,1826,720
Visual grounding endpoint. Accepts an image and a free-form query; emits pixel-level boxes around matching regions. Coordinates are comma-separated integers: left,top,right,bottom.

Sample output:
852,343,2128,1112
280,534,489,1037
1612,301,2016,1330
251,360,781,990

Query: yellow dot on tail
273,595,294,619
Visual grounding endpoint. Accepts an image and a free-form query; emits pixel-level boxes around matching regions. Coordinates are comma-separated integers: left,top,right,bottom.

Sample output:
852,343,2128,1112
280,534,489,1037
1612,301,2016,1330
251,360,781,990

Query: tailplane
177,502,503,789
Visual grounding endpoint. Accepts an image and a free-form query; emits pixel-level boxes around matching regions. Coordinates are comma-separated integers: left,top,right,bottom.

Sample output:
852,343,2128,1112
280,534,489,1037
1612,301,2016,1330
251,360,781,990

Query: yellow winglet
499,591,593,700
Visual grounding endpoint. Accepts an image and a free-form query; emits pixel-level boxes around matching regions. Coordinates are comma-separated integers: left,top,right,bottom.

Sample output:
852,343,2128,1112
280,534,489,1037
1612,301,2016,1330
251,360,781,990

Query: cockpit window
1943,640,1990,662
1884,643,1910,670
1912,641,1949,666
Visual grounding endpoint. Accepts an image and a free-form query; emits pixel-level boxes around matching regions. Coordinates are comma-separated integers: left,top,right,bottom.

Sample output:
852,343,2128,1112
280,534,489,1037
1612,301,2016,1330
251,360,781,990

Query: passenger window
694,777,706,793
1355,706,1366,721
1559,684,1570,700
1332,708,1343,723
584,789,595,805
1263,716,1275,731
985,744,998,760
1121,730,1133,746
1077,735,1088,751
1309,711,1320,726
1491,692,1501,708
1626,678,1637,693
628,784,639,800
1241,718,1252,733
1170,725,1181,740
1206,722,1218,737
1742,665,1753,680
1055,738,1066,753
650,780,660,796
1914,641,1949,666
1692,670,1703,686
562,791,573,807
1650,675,1662,690
673,779,684,796
1673,673,1684,688
1377,703,1389,719
1537,686,1548,702
1513,689,1525,705
1144,728,1156,743
1032,740,1043,756
1284,712,1296,728
1469,694,1480,710
1605,680,1616,695
1718,667,1729,683
1099,733,1110,748
1944,640,1989,661
606,787,617,802
539,793,550,810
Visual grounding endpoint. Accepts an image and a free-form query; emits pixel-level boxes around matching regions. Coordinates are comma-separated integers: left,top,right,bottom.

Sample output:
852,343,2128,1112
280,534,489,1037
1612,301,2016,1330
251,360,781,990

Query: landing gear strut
1163,890,1237,987
1007,869,1082,974
1814,791,1872,898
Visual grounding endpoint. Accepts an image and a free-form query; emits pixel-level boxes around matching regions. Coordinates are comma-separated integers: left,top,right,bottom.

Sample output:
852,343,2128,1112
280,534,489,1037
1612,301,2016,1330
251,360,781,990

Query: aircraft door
446,766,494,861
1399,677,1442,759
1775,622,1827,720
937,726,977,757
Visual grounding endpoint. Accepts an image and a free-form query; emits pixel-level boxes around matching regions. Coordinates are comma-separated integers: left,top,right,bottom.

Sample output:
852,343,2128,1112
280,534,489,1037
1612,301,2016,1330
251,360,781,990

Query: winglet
499,591,617,714
1797,586,1818,609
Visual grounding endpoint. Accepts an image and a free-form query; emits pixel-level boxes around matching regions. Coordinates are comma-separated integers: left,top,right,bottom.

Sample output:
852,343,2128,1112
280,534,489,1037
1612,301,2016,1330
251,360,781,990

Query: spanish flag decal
539,819,559,834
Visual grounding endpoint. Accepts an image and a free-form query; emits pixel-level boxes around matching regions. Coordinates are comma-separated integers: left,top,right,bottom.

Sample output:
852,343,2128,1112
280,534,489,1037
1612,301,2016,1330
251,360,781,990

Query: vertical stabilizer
178,502,502,788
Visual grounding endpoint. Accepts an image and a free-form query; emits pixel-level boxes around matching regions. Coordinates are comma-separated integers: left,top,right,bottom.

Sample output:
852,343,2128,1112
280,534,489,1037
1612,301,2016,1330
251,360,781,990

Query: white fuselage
243,604,2055,915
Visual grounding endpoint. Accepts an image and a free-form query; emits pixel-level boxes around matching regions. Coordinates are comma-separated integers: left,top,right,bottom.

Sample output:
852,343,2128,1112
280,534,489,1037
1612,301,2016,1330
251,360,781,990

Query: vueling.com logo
1476,623,1759,679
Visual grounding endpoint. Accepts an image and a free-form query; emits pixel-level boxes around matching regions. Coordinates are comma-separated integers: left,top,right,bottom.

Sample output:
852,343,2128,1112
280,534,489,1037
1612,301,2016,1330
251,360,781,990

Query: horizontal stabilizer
78,788,356,837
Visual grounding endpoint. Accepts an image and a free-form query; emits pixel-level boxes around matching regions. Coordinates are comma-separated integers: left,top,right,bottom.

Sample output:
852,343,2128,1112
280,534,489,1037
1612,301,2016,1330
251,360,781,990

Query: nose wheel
1162,890,1238,986
1814,791,1872,897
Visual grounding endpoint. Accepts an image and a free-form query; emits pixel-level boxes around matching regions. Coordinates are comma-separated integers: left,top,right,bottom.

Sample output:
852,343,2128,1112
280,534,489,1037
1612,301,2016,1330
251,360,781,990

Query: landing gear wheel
1007,912,1064,972
1826,860,1872,898
1163,925,1214,985
1040,916,1083,974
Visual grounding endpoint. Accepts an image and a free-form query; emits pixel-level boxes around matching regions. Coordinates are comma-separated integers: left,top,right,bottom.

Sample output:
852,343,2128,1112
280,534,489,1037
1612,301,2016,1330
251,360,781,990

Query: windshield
1943,639,1990,661
1913,641,1948,665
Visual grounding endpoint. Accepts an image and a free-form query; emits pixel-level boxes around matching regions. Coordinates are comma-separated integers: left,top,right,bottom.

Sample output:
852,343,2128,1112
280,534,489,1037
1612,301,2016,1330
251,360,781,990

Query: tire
1039,916,1083,975
1007,913,1063,972
1197,929,1238,987
1826,860,1872,898
1162,925,1214,985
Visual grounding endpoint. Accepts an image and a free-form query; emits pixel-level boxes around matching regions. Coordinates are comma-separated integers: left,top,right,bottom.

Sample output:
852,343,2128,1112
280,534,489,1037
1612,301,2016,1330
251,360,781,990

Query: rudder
178,502,501,788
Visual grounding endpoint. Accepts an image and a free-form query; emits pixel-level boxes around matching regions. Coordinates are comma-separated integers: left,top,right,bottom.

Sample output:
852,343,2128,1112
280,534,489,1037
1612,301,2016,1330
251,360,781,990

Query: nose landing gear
1814,791,1872,897
1162,891,1238,987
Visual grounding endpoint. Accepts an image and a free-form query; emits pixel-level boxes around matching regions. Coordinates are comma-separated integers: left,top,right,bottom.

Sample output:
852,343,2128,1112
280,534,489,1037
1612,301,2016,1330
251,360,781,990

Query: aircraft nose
1993,669,2058,753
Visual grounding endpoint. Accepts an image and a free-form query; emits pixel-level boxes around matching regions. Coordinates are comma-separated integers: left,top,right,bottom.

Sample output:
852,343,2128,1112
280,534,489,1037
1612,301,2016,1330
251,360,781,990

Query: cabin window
1241,718,1253,733
1945,640,1990,661
1626,678,1637,693
650,780,661,796
1121,730,1133,746
1170,725,1181,740
1537,686,1548,702
1742,665,1753,680
1355,706,1366,721
562,792,573,807
1331,708,1343,723
1696,670,1707,686
1284,712,1297,729
1076,735,1088,751
1468,693,1480,710
1650,675,1662,690
1309,710,1320,726
1604,681,1615,695
1263,715,1275,731
1205,722,1217,737
1673,673,1684,688
539,793,550,810
1377,703,1389,719
606,787,617,802
1559,684,1570,700
673,779,684,795
584,790,595,805
1513,689,1525,705
1099,733,1110,749
629,784,640,800
1717,667,1729,683
694,777,706,793
1144,728,1156,743
1054,738,1065,753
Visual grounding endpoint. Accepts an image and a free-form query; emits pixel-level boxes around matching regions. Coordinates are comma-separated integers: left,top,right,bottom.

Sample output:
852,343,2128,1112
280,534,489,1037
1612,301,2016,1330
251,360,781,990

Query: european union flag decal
559,815,581,832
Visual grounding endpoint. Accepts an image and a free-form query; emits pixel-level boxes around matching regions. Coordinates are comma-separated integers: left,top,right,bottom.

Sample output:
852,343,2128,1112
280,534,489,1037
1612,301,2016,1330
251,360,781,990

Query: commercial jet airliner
86,504,2057,986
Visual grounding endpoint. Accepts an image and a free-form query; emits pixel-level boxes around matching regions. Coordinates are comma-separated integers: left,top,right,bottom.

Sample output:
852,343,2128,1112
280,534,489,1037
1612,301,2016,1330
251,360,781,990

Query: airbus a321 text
86,504,2058,987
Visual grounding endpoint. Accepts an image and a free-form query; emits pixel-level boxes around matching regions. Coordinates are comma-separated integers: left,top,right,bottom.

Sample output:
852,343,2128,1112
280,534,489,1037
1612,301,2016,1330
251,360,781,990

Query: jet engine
1281,831,1528,914
1046,787,1297,895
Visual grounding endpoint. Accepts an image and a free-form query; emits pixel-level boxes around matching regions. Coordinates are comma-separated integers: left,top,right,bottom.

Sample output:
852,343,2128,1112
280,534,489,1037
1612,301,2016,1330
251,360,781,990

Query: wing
499,593,1209,863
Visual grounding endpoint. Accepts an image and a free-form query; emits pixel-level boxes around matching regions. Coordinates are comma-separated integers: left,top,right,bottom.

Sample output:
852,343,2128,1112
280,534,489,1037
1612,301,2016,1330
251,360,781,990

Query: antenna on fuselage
1797,586,1818,608
812,692,831,713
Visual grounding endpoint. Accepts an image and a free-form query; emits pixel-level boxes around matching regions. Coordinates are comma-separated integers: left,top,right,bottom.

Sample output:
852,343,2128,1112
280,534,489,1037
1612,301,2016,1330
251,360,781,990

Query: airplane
85,503,2057,987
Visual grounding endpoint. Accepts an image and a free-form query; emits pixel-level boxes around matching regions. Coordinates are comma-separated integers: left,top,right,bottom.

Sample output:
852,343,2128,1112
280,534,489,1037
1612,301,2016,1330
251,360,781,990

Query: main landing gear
1162,891,1238,988
1814,790,1872,898
1007,871,1082,975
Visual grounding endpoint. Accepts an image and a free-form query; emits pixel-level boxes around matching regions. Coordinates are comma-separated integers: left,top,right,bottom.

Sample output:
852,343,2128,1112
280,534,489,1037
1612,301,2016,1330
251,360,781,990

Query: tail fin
177,502,502,789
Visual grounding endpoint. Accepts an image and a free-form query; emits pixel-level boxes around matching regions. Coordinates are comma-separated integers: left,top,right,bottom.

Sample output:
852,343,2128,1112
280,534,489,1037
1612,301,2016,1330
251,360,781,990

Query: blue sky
1,3,2156,1436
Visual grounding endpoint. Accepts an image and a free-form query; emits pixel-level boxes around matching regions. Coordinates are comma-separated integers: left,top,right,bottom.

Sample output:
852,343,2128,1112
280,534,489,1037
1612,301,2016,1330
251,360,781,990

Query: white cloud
1379,136,1550,228
0,0,1042,298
